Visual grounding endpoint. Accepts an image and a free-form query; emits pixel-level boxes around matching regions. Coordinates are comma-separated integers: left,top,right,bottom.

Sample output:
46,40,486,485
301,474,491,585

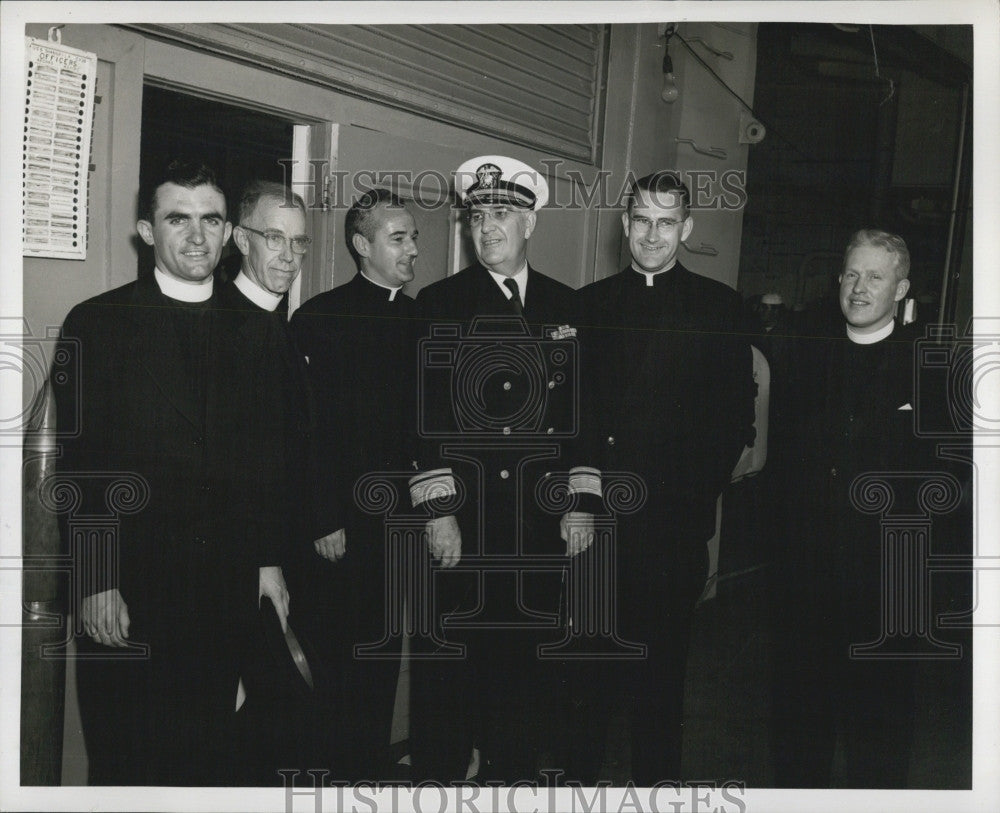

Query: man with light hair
838,228,910,338
771,228,941,788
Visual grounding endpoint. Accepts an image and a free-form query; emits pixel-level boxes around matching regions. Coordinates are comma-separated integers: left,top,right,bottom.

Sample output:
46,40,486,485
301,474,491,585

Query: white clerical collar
488,261,529,306
847,319,895,345
631,260,677,287
154,267,213,302
361,272,403,301
235,271,282,312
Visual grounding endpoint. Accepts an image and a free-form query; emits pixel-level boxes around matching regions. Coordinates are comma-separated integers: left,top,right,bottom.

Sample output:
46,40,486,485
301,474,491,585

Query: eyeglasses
240,226,312,255
629,216,683,236
469,207,514,226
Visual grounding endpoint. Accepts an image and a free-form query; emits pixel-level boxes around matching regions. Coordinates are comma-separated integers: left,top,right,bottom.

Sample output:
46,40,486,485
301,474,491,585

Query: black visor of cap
465,181,536,209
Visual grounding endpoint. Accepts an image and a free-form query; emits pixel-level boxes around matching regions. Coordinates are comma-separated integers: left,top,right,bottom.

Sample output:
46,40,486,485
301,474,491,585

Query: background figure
54,158,290,786
572,171,755,785
745,291,798,566
753,293,795,415
291,188,421,780
408,156,583,783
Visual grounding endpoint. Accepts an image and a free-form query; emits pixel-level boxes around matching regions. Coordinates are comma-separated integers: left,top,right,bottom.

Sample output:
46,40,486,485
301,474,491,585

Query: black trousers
408,551,565,785
287,514,406,782
771,652,917,788
75,545,254,787
769,557,919,788
75,626,241,786
335,518,406,781
559,515,709,786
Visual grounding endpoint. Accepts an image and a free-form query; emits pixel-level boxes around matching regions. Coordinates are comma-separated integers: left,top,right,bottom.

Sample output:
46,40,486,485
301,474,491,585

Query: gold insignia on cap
476,163,503,190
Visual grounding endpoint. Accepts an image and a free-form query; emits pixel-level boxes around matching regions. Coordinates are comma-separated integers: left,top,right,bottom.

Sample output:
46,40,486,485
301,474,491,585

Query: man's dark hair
238,180,305,225
625,171,691,215
139,157,227,222
345,188,408,269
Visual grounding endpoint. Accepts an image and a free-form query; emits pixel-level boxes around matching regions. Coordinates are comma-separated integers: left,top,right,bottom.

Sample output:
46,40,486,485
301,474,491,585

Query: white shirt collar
488,261,529,306
631,259,677,287
847,319,895,345
153,267,213,302
234,271,282,312
361,271,403,302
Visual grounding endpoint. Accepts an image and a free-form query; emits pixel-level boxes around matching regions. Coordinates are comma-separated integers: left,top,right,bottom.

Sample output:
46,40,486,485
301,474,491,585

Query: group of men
56,163,313,785
54,151,932,788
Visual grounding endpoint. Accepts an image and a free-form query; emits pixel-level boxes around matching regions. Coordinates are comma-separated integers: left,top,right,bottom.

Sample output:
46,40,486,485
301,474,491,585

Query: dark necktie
503,277,523,316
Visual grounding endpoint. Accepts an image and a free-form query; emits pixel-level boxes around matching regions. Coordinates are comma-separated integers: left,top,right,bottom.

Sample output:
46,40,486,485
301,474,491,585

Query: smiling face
839,244,910,334
233,195,308,295
137,182,231,284
469,204,535,277
622,189,693,274
353,202,419,288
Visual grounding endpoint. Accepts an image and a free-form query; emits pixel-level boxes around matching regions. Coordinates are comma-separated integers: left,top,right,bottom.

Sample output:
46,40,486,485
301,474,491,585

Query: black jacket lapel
128,274,204,429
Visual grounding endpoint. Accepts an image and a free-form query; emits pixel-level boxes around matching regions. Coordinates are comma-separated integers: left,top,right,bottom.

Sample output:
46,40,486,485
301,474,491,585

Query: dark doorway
139,85,295,280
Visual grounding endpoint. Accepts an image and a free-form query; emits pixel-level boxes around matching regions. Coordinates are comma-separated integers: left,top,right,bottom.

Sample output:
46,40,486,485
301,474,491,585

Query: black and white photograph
1,2,997,812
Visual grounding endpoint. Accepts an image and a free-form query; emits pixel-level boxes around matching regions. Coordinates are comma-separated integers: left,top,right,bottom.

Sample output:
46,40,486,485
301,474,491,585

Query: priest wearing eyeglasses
570,171,755,785
219,180,322,782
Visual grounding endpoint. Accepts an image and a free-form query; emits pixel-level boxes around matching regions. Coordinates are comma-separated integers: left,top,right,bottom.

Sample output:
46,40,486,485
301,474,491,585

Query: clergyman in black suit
54,159,291,785
290,188,432,780
770,229,959,787
215,179,320,783
572,171,755,785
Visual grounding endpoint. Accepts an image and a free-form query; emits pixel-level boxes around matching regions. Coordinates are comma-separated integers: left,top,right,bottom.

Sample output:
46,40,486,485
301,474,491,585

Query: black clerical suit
55,273,294,786
290,273,418,779
409,262,578,782
770,321,940,787
574,263,755,785
213,278,319,785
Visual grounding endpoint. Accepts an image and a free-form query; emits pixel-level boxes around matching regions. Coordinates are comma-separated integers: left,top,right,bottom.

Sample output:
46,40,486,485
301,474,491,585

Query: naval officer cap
455,155,549,211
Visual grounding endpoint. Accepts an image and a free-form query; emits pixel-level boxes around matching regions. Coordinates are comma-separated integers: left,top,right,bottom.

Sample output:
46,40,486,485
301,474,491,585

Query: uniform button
503,381,512,391
546,427,554,434
500,470,510,479
607,435,615,445
547,380,555,389
503,426,511,435
830,467,838,477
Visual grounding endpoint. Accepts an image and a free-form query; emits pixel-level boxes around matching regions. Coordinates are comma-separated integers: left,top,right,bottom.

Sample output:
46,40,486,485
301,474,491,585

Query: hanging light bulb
661,52,679,103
